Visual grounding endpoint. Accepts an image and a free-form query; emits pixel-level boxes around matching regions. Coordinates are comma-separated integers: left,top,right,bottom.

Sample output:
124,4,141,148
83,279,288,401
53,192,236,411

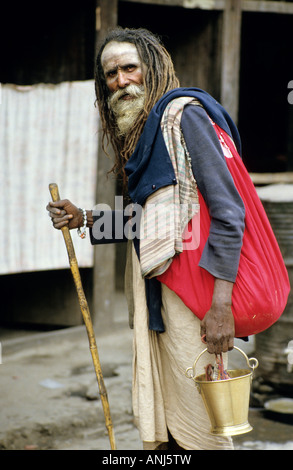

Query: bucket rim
185,346,258,383
193,368,253,385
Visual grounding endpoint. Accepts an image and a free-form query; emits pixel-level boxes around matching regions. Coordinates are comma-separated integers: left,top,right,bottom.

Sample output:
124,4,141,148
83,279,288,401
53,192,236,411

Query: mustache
108,84,145,108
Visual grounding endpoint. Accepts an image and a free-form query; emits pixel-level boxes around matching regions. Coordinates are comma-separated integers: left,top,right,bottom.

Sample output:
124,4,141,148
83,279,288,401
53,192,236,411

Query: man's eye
107,71,117,78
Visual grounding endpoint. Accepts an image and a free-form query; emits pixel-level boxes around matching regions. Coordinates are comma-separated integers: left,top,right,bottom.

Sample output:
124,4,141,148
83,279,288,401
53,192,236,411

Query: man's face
101,41,144,93
101,41,146,137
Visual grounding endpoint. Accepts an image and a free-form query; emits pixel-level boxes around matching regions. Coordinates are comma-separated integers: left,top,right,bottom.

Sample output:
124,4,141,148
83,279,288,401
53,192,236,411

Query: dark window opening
238,12,293,173
0,0,96,85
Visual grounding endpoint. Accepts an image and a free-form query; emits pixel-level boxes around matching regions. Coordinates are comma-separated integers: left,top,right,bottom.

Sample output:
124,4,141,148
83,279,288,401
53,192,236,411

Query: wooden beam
249,172,293,185
118,0,225,10
220,0,242,124
243,1,293,15
120,0,293,14
96,0,118,37
119,0,181,6
93,0,118,330
119,0,225,9
181,0,224,8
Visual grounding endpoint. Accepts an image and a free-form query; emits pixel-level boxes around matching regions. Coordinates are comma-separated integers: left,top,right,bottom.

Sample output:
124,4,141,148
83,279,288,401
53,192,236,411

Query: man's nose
117,70,130,88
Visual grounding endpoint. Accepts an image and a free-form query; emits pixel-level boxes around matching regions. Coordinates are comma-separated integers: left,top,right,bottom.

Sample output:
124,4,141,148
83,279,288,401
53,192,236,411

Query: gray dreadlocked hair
94,27,180,187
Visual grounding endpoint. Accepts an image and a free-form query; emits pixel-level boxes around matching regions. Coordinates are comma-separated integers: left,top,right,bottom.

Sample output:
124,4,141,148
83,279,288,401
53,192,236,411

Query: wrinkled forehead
101,41,141,74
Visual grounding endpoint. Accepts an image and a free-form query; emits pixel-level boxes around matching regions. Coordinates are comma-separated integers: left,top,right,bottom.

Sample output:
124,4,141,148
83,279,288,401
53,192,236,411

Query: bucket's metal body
186,347,259,437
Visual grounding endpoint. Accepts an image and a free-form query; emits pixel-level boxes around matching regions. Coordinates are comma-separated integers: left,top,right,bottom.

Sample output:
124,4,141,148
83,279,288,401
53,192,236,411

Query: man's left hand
200,279,235,355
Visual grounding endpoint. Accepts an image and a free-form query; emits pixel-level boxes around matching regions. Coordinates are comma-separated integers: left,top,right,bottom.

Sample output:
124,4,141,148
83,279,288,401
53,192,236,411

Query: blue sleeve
181,104,245,282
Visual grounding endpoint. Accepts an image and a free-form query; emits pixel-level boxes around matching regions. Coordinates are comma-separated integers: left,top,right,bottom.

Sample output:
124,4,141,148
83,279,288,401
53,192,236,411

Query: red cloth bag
157,123,290,338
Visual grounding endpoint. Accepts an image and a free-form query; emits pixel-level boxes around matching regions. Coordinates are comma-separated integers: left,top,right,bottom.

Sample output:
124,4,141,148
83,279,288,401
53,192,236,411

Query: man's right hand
46,200,83,230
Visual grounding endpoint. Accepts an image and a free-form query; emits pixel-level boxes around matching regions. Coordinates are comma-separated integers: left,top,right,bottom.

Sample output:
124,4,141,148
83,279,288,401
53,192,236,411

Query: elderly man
47,27,246,450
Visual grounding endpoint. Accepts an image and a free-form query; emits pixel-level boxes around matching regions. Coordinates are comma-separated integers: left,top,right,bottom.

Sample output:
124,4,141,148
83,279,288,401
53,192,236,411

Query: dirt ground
1,292,293,451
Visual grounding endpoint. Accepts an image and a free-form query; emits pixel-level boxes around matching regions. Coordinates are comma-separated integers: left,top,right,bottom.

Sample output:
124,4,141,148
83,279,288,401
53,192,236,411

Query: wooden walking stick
49,183,116,450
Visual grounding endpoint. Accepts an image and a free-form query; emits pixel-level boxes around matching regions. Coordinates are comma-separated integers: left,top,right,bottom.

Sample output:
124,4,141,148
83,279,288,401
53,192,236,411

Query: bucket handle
185,346,259,381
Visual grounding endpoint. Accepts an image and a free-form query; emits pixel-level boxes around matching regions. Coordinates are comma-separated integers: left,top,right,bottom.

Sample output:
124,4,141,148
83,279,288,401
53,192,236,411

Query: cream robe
130,244,233,450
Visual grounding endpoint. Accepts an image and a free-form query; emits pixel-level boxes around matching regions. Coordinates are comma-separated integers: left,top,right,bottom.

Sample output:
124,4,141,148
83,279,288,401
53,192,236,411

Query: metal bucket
185,347,259,437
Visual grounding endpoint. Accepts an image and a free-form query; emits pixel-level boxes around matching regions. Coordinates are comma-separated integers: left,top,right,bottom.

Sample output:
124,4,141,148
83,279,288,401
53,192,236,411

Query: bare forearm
211,278,233,309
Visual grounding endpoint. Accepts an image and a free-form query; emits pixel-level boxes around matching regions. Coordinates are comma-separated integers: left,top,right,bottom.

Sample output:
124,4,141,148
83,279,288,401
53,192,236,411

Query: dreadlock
95,27,180,187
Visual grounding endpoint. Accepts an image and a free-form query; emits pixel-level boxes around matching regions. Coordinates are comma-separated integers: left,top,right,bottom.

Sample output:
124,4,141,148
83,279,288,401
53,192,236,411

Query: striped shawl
139,97,200,278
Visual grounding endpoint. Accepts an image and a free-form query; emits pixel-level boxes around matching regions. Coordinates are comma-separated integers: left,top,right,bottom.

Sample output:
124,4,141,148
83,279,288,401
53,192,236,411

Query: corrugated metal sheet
0,80,99,274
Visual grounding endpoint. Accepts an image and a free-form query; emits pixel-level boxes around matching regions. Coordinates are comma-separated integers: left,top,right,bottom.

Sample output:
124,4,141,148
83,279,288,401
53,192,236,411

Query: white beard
108,84,145,137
